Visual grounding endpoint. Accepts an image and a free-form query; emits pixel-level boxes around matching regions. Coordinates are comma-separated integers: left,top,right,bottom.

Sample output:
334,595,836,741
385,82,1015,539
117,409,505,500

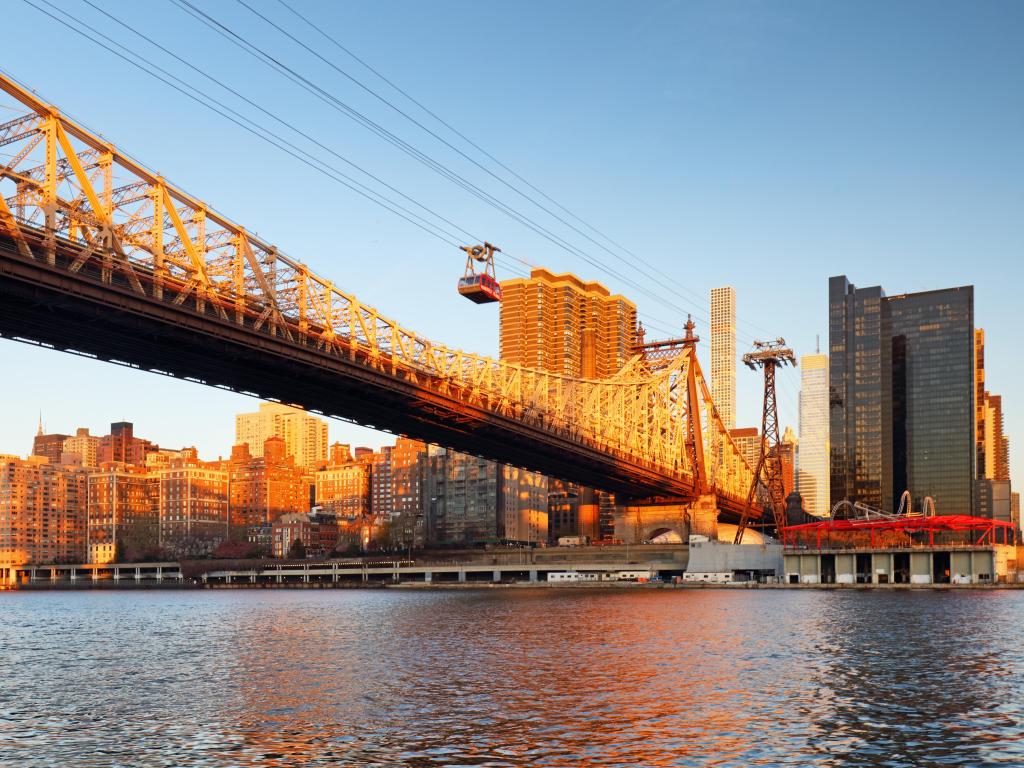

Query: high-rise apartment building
729,427,763,471
63,428,100,468
710,287,737,431
368,445,393,520
235,403,329,471
829,276,974,515
982,393,1010,481
797,352,830,517
0,454,88,565
389,438,428,518
499,268,634,540
975,329,987,479
499,268,636,379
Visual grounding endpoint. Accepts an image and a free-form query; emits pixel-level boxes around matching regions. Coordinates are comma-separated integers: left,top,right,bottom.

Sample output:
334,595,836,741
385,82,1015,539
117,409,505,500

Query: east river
1,589,1023,767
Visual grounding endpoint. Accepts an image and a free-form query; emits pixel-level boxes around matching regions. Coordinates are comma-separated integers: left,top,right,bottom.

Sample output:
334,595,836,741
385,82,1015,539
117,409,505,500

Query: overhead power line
167,0,722,336
18,0,482,252
265,0,780,346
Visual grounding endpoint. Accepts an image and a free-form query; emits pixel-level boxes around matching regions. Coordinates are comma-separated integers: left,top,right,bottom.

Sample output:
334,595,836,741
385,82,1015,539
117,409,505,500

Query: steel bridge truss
0,74,757,511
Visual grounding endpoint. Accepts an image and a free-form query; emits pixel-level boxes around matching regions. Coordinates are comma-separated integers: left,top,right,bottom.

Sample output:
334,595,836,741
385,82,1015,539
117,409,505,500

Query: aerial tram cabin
457,242,502,303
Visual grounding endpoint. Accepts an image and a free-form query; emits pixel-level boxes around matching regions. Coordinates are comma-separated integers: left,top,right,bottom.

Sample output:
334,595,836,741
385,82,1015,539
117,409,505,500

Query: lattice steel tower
734,339,797,543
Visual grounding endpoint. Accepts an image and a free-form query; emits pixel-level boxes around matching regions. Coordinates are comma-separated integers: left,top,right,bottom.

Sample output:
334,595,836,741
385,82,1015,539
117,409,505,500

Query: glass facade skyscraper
829,276,974,515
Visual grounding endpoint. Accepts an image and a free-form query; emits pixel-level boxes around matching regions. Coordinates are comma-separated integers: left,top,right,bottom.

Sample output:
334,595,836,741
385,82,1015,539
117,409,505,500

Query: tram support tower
733,339,797,544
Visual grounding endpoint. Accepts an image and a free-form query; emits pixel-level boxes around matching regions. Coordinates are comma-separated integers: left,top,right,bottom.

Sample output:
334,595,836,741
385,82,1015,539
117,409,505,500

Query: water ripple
1,589,1023,766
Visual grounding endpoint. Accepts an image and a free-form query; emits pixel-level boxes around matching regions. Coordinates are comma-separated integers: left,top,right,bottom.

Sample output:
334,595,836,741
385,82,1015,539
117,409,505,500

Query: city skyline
3,5,1024,767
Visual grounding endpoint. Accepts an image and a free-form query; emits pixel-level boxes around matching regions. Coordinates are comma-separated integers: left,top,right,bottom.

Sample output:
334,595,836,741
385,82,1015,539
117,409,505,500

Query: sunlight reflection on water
1,588,1023,767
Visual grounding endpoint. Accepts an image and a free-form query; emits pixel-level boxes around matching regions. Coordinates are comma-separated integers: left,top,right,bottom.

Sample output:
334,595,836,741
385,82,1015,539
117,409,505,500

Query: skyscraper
797,352,829,517
235,403,329,471
710,287,736,430
982,393,1009,481
829,276,974,515
975,329,986,479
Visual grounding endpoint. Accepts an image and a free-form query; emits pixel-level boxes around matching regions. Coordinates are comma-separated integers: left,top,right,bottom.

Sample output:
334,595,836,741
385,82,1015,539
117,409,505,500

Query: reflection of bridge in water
0,73,762,535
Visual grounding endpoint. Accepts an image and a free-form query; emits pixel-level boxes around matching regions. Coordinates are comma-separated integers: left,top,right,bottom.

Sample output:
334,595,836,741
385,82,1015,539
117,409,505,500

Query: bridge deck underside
0,237,755,521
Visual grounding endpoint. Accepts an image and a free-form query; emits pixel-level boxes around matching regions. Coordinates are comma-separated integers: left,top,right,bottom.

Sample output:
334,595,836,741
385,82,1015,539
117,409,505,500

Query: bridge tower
733,339,797,544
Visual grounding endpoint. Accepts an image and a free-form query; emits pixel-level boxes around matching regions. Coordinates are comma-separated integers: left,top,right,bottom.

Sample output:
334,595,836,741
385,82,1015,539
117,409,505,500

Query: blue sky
1,1,1021,492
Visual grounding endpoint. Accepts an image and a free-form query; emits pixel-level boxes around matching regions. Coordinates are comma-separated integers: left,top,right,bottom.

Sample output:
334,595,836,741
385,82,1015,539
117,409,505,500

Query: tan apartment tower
499,268,637,379
235,402,329,471
500,268,636,540
710,287,736,431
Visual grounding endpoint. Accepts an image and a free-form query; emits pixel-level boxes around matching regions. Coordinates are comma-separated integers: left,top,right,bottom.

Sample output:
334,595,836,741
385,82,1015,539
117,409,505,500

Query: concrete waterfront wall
784,547,1012,585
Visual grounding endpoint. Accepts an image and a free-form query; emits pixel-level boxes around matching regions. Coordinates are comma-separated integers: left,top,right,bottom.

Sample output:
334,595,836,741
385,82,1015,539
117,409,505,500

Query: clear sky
1,1,1021,493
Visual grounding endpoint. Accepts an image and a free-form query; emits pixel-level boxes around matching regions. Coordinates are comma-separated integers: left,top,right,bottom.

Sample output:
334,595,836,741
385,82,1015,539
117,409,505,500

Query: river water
1,588,1022,767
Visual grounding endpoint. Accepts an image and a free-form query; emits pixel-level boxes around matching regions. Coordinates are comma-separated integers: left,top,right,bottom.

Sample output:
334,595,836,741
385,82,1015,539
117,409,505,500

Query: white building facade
710,287,736,431
798,353,830,517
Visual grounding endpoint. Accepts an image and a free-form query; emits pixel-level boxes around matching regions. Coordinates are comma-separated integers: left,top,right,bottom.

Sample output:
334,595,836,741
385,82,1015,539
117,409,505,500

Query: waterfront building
783,514,1017,585
499,268,636,379
710,286,737,431
0,454,88,565
158,458,229,557
62,427,101,468
86,465,159,563
829,276,974,514
388,437,426,549
547,481,580,542
501,466,549,544
271,509,342,558
798,352,830,517
1012,492,1020,529
235,402,329,471
228,438,313,549
425,448,499,545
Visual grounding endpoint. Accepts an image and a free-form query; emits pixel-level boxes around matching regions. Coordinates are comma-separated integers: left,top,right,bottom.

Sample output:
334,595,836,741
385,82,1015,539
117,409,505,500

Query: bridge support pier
614,495,720,544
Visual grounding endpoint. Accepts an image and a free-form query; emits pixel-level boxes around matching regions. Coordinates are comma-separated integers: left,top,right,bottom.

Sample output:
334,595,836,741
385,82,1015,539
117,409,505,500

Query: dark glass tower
829,276,974,515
